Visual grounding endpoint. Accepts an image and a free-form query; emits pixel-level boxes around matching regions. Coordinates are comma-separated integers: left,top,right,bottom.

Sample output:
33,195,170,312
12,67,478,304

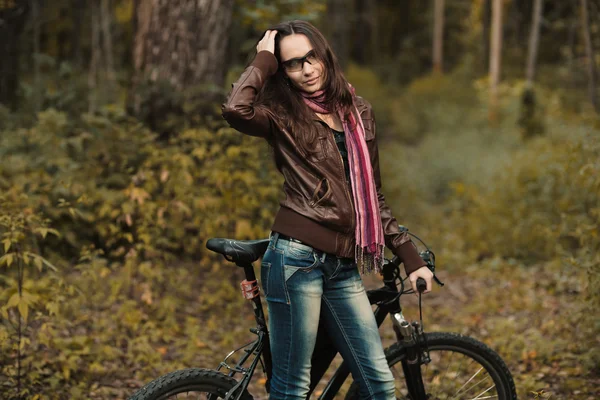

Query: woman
222,20,433,400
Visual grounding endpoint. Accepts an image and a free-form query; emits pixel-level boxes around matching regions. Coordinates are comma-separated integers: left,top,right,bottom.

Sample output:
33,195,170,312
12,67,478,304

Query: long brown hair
253,20,354,156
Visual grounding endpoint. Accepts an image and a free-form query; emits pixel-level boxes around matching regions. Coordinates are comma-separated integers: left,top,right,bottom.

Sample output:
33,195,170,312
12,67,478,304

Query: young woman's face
279,34,325,94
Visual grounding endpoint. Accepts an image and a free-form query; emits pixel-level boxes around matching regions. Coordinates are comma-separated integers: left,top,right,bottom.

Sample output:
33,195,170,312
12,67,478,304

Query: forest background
0,0,599,399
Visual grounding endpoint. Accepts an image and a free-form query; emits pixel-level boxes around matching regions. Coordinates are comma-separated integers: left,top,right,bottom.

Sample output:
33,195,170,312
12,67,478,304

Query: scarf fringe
356,243,385,275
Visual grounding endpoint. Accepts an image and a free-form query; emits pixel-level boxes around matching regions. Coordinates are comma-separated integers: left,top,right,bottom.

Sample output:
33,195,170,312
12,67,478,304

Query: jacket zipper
331,132,355,234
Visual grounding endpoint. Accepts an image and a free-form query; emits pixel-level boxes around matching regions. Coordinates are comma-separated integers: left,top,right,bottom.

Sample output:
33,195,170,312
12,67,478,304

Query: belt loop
320,251,327,263
272,231,280,245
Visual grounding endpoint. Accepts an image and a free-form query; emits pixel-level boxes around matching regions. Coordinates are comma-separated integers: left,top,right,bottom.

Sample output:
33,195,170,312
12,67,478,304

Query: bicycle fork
392,312,429,400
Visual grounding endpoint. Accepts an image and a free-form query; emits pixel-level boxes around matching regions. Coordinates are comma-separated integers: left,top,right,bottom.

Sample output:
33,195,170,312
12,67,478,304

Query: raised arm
222,31,279,140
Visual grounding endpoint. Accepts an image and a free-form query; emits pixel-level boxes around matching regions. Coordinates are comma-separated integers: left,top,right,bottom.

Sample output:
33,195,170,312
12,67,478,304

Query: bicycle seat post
236,261,266,327
235,260,273,380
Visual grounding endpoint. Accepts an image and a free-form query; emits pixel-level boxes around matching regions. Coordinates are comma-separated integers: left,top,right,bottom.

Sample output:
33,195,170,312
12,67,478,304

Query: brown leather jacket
222,51,425,276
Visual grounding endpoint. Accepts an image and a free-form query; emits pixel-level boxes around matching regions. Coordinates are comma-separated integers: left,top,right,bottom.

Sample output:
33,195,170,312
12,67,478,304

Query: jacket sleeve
365,107,427,276
221,51,279,140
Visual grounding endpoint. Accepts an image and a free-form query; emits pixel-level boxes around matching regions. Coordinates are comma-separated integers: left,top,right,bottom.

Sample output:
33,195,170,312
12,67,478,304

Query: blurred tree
325,0,351,69
88,0,100,113
100,0,116,86
432,0,445,74
489,0,503,122
70,0,85,68
130,0,234,129
481,0,491,73
0,0,28,110
87,0,117,113
526,0,543,87
519,0,545,139
351,0,374,65
32,0,41,112
580,0,598,113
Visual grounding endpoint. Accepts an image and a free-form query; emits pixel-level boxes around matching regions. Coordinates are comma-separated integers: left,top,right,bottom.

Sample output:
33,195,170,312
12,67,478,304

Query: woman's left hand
408,266,434,295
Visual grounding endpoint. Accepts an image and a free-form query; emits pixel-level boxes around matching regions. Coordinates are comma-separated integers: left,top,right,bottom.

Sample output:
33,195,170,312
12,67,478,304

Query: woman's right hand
256,30,277,54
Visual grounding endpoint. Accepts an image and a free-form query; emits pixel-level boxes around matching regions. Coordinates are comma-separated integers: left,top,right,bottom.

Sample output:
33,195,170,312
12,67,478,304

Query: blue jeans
260,232,395,400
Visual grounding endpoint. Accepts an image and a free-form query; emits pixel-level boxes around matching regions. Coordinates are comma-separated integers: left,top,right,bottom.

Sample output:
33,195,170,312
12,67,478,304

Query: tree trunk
351,0,374,65
0,1,29,111
489,0,503,123
325,0,351,70
567,16,578,90
100,0,116,86
131,0,234,130
70,0,84,69
526,0,543,86
132,0,234,96
32,0,41,113
432,0,445,74
482,0,491,73
88,1,100,114
580,0,598,113
520,0,545,140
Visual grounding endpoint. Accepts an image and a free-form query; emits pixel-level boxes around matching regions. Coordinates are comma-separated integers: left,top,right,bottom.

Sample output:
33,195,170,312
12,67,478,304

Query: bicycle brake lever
433,274,445,287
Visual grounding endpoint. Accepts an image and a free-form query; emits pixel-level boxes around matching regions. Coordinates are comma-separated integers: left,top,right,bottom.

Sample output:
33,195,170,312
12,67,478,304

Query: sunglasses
281,50,319,72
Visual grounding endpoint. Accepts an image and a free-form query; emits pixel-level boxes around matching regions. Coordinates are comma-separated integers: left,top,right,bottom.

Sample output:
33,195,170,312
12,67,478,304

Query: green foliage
0,191,73,399
235,0,326,31
375,73,599,398
0,105,282,397
131,76,226,134
20,56,90,119
346,62,481,145
443,130,600,311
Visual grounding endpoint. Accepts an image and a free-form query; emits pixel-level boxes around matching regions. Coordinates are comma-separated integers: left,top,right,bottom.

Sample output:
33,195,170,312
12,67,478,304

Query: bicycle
129,227,517,400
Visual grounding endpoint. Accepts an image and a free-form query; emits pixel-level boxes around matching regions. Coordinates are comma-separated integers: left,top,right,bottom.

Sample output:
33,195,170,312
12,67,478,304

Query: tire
345,332,517,400
128,368,253,400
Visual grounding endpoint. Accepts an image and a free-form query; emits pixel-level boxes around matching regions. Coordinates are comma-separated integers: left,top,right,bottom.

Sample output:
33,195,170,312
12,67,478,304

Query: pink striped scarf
300,85,385,274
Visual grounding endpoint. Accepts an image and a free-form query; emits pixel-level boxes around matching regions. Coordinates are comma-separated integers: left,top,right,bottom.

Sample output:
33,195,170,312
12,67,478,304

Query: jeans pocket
263,248,289,304
260,261,271,298
283,250,318,285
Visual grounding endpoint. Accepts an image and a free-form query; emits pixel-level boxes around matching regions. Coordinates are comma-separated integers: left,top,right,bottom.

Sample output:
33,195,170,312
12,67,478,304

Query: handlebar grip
416,277,427,293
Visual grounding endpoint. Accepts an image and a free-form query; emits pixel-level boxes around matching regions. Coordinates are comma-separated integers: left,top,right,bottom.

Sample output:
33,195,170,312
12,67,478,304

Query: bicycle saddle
206,238,270,264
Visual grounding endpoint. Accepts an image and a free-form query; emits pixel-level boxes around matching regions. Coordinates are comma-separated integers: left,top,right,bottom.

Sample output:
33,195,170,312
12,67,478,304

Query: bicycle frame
218,257,429,400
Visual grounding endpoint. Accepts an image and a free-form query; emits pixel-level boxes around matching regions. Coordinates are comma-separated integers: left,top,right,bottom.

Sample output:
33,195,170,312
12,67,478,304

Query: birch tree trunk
520,0,545,139
489,0,503,123
580,0,598,113
432,0,445,74
526,0,543,86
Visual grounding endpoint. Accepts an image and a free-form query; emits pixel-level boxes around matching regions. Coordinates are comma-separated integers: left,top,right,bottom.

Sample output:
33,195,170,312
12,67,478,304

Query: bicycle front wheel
345,332,517,400
128,368,253,400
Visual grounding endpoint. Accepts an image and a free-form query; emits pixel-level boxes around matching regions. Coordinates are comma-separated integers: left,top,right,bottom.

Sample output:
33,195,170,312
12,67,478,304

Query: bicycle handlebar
416,277,427,293
387,225,445,290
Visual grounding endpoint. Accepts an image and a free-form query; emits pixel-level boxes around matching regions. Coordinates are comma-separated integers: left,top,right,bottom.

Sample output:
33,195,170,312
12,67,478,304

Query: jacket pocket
310,177,331,207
